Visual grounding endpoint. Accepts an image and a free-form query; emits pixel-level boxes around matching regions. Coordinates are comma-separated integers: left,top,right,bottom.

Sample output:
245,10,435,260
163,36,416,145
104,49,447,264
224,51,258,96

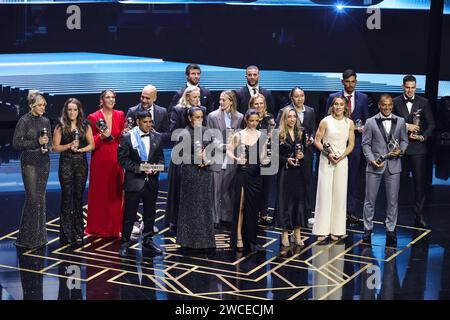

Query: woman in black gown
176,107,215,250
276,107,306,248
52,98,94,245
227,109,270,252
249,94,276,226
12,90,51,249
166,86,207,232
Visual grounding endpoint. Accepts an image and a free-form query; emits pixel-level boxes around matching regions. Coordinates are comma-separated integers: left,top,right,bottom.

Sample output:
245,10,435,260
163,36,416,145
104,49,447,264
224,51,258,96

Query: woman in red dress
86,89,125,237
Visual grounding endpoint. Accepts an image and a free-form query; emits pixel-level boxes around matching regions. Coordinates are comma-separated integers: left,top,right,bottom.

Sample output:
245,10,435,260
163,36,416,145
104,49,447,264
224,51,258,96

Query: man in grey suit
362,94,408,246
207,90,243,228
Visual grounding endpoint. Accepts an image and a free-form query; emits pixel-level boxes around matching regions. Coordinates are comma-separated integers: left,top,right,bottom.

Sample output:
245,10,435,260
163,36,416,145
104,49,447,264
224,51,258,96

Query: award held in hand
375,138,400,165
96,118,113,142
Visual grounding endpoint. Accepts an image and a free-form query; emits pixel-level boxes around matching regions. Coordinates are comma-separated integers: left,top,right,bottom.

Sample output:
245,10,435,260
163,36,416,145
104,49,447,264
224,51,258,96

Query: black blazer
393,94,435,155
117,130,165,192
126,103,169,133
235,85,275,115
168,85,214,115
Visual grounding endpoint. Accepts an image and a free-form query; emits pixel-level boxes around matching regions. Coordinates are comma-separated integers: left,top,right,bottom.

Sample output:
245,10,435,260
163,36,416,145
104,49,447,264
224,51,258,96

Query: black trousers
347,147,363,215
121,179,158,243
402,153,427,217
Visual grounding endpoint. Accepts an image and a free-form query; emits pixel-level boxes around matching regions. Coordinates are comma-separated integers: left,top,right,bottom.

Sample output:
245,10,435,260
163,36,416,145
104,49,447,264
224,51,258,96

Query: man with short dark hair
235,65,275,115
168,64,214,114
326,69,369,225
117,110,164,256
393,75,435,227
362,94,408,246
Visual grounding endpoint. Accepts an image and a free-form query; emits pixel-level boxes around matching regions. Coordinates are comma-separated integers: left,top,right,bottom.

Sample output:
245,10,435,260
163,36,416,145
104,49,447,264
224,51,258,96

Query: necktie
253,88,257,96
347,95,352,115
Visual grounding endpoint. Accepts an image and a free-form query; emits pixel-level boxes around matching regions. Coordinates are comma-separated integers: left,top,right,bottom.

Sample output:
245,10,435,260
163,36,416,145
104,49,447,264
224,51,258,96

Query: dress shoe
119,242,131,256
347,213,360,225
249,243,265,252
415,214,427,228
386,231,397,247
362,230,372,244
142,237,163,255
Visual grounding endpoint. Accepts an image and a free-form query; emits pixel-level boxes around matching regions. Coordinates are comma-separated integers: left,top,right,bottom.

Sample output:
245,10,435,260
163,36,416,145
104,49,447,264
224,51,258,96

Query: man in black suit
235,65,275,115
118,110,165,256
326,69,369,225
393,75,435,227
126,85,169,142
168,64,214,114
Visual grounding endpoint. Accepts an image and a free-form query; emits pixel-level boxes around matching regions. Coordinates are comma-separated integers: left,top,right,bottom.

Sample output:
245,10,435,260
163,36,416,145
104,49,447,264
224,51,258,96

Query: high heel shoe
281,233,290,247
236,238,244,252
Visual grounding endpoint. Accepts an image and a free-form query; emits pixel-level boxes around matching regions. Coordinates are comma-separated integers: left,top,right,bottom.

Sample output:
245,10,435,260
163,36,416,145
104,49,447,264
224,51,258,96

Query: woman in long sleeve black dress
227,109,270,252
176,107,216,250
52,98,95,245
276,107,307,248
12,90,52,249
166,86,207,232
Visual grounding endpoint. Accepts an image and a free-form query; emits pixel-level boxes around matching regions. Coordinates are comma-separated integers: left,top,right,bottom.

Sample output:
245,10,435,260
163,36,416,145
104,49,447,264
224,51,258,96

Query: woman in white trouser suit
313,96,355,242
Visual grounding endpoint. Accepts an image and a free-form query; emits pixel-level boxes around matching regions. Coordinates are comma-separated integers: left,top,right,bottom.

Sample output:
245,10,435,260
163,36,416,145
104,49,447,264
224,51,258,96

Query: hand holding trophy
96,118,112,142
375,138,400,165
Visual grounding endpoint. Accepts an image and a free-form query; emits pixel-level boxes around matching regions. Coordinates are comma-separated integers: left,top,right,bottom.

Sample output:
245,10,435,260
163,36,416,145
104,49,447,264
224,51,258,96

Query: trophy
412,109,422,134
72,128,80,151
323,142,339,165
375,138,400,165
355,119,363,131
96,118,112,142
126,117,135,130
238,143,248,167
40,128,49,151
294,143,303,166
194,140,210,165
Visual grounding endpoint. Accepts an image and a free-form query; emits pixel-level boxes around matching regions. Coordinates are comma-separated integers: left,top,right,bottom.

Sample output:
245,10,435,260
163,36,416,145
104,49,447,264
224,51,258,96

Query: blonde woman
13,90,52,249
313,96,355,243
276,107,306,248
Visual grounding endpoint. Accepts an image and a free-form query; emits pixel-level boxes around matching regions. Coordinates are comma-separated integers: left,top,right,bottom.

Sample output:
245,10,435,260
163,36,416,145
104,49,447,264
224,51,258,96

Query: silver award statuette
412,109,421,134
40,128,49,151
72,129,80,151
295,143,303,166
194,140,203,164
323,142,338,165
126,117,135,130
375,138,400,165
239,143,247,167
355,119,363,130
96,118,113,142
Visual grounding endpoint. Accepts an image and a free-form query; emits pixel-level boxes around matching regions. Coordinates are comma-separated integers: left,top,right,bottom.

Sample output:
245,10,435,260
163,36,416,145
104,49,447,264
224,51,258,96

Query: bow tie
404,98,414,103
141,133,150,137
381,118,392,121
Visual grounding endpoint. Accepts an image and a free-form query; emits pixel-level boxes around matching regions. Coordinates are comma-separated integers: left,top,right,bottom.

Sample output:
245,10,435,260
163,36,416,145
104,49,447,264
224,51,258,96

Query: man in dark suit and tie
117,110,165,256
326,69,369,225
393,75,435,227
276,87,317,222
126,85,170,142
362,94,409,246
168,64,214,114
235,65,275,115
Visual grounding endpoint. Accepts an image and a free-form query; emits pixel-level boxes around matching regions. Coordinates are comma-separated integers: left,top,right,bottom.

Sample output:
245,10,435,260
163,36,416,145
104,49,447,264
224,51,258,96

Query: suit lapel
389,117,398,141
218,111,226,131
147,132,155,161
375,116,389,145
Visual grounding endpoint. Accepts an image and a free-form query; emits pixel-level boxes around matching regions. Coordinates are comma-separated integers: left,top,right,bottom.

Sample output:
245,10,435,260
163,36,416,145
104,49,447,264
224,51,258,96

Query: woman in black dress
52,98,94,245
276,107,306,248
227,109,270,252
249,94,276,226
176,107,215,250
12,90,52,249
166,86,207,231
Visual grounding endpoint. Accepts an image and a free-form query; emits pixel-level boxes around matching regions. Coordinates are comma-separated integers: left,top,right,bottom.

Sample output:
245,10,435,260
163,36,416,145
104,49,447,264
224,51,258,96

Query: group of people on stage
12,63,435,255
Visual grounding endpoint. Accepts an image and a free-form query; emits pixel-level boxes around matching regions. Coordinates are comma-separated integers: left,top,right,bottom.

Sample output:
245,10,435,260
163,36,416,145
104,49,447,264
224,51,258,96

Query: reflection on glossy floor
0,189,445,300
